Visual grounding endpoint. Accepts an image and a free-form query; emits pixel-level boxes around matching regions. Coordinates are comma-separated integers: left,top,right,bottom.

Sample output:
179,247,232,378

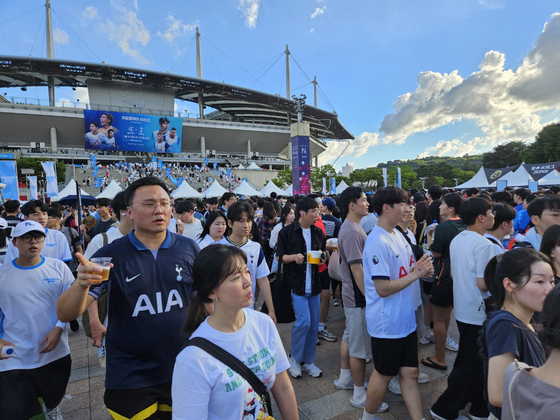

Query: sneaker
468,414,488,420
316,337,321,346
418,372,430,384
388,376,401,395
43,404,63,420
288,355,302,378
446,336,459,352
318,328,338,342
419,331,434,344
333,298,341,306
301,362,322,377
350,399,389,413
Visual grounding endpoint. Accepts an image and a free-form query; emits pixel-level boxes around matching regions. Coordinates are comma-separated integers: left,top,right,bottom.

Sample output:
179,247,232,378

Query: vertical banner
382,167,388,187
151,156,157,170
93,166,98,176
28,176,38,200
291,122,311,195
205,158,209,166
322,178,327,195
41,161,58,198
94,177,103,188
227,168,232,177
331,177,336,195
397,167,402,188
213,161,218,170
0,161,18,200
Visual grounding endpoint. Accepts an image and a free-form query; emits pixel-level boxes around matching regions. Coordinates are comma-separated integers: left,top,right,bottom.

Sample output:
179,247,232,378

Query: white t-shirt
450,230,494,326
85,132,104,147
182,218,204,241
5,228,72,262
484,232,506,256
301,227,312,294
172,309,289,420
196,234,217,250
0,256,73,371
84,226,123,260
363,225,416,339
213,238,270,308
404,228,422,309
268,222,284,249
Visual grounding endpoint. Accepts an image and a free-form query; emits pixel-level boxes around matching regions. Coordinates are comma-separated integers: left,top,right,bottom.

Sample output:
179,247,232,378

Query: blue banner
322,178,327,195
397,167,402,188
0,153,15,159
0,161,18,200
157,160,163,169
213,161,217,169
41,161,58,198
291,135,311,195
169,175,178,186
227,168,232,177
28,176,38,200
95,177,103,188
331,177,336,194
177,177,183,185
84,110,182,153
166,168,171,177
205,158,209,166
93,166,98,176
74,164,82,168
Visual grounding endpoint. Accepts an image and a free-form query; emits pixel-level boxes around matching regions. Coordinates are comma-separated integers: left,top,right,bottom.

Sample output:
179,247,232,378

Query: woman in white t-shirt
196,211,228,249
172,245,298,420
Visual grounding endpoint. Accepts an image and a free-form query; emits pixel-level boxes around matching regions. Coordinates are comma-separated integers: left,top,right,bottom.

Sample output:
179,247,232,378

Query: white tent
246,162,262,170
52,179,96,204
455,167,495,189
259,180,285,197
497,164,534,187
171,180,204,199
237,164,245,169
96,180,123,199
203,180,228,198
538,169,560,186
336,180,350,194
283,184,293,196
234,180,263,197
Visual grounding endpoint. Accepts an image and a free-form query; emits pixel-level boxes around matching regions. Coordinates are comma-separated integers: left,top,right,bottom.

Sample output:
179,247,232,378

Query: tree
522,123,560,164
386,165,418,190
16,157,66,183
270,168,292,189
482,141,528,168
349,168,382,191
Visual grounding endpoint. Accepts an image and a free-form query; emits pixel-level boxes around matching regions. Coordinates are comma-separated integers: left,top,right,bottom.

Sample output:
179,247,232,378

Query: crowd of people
1,180,560,420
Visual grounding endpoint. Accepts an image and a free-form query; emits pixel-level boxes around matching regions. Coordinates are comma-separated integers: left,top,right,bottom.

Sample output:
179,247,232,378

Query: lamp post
453,178,460,187
420,177,427,189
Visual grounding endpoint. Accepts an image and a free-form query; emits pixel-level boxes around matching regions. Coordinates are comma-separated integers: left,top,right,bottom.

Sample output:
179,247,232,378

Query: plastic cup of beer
91,257,112,281
329,238,338,251
307,250,323,265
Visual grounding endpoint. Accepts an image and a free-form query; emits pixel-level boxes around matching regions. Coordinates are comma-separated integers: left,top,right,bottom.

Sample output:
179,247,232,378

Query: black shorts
429,281,454,308
320,269,331,290
371,331,418,377
104,382,172,420
0,354,72,420
422,279,433,295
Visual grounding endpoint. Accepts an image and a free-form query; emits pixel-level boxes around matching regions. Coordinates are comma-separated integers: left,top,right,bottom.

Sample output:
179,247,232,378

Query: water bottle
1,346,14,358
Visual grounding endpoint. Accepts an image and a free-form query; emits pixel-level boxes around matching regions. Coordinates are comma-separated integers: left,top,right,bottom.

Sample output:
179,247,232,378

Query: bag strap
102,232,108,247
187,337,272,414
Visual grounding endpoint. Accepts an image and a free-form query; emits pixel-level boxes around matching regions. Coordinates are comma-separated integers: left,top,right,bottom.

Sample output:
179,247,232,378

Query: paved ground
56,302,466,420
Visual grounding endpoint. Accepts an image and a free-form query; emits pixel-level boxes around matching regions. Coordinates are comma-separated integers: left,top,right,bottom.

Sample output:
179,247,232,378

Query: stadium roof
0,55,353,141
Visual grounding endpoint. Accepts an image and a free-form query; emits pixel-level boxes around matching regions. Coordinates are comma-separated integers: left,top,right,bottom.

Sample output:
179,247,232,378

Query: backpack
82,232,109,339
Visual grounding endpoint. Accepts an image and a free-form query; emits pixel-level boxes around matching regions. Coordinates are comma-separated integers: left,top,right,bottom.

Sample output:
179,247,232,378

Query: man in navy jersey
58,177,198,420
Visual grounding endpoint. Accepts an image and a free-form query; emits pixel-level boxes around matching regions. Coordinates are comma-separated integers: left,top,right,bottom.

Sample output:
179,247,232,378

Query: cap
0,218,7,229
12,220,46,238
322,197,336,210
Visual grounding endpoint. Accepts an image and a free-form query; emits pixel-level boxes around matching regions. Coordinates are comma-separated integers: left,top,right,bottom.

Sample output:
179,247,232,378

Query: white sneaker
419,331,434,344
301,362,322,377
418,372,430,384
288,355,302,378
446,336,459,352
43,404,63,420
350,399,389,413
388,376,401,395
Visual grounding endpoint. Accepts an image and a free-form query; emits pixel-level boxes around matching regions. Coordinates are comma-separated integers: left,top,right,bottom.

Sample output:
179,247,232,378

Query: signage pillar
291,122,311,195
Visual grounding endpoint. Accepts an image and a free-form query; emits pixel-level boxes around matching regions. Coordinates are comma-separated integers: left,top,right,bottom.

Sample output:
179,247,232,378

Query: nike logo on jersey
396,254,400,258
126,274,141,282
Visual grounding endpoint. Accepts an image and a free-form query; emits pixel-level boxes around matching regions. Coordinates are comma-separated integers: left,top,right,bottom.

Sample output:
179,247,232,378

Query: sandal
421,357,447,371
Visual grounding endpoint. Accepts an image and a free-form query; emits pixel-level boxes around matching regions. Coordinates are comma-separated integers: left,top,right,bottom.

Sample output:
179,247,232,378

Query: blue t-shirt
484,310,546,419
89,230,199,389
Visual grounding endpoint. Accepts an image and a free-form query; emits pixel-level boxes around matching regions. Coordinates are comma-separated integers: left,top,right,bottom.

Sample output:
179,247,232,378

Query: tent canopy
456,167,495,189
53,179,96,205
203,180,228,198
171,180,204,199
259,180,285,197
246,162,262,170
234,180,263,197
283,184,293,196
336,180,349,194
538,169,560,186
96,180,123,199
497,164,534,187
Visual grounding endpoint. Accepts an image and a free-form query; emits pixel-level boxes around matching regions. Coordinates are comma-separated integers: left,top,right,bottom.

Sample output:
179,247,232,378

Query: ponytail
183,295,211,339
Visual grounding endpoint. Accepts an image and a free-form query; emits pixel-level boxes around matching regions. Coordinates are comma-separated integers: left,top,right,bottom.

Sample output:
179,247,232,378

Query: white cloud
310,28,315,33
379,13,560,156
239,0,261,28
82,6,98,18
157,15,196,42
319,132,380,165
74,87,89,104
54,29,69,44
311,7,326,19
101,0,151,64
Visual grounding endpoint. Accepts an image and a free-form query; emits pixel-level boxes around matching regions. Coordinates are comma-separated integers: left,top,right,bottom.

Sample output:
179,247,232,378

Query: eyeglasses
131,201,171,212
20,234,46,243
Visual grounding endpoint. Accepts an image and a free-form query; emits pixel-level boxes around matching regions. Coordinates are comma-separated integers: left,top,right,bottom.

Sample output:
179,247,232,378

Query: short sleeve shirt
5,228,72,263
338,219,367,308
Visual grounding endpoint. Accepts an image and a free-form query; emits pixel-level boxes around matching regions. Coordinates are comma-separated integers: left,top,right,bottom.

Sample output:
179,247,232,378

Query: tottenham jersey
5,228,72,263
88,231,199,389
213,237,270,308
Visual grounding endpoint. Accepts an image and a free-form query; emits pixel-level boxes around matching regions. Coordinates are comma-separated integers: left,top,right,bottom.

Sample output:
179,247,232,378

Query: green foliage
349,168,382,191
380,155,483,173
271,168,293,189
310,164,349,192
482,141,528,168
16,158,66,182
522,123,560,163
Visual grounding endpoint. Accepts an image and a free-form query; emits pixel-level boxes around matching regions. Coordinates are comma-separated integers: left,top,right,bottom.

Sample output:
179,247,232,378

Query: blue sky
1,1,559,170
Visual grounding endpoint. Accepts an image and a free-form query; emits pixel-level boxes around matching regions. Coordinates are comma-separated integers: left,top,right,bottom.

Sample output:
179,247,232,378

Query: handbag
328,250,342,281
261,257,295,324
186,337,274,420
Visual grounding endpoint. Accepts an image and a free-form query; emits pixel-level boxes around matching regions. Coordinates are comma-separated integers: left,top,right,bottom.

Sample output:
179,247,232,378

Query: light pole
453,178,460,187
420,177,427,189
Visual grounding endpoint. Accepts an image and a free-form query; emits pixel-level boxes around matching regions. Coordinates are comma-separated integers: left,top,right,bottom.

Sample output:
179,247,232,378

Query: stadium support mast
196,27,204,119
312,76,318,107
285,45,291,99
46,0,55,106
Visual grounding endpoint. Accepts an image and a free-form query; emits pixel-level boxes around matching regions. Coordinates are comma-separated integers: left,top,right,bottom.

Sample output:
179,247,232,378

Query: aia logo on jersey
372,255,379,265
